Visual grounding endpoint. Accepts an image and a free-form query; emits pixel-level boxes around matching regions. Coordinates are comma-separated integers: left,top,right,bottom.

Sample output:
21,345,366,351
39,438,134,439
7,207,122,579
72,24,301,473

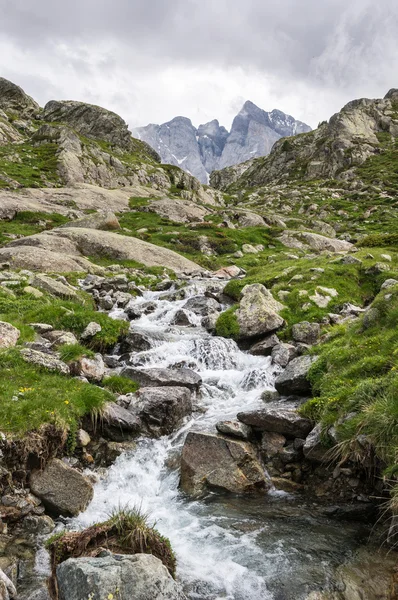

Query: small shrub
59,343,95,363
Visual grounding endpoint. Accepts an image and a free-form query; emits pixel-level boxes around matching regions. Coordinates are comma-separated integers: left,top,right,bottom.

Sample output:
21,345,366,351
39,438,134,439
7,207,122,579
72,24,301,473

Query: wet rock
274,355,315,395
271,343,297,367
119,330,155,353
56,553,187,600
0,322,20,349
101,403,141,441
70,354,105,382
132,387,192,437
122,367,201,391
261,389,281,403
80,322,101,340
237,405,313,438
249,334,279,356
201,313,218,332
183,295,222,316
0,568,16,600
260,432,286,459
20,349,70,375
126,301,157,320
303,424,332,463
30,458,93,517
216,420,252,440
22,515,55,535
180,431,270,496
292,321,320,345
171,309,194,327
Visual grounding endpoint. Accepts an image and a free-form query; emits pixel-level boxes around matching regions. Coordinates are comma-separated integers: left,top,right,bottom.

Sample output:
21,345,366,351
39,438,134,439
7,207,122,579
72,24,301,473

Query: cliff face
132,101,310,183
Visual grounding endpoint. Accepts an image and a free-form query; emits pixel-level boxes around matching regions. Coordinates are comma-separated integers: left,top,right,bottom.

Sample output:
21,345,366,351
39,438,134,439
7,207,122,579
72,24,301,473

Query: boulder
0,321,20,349
33,274,78,299
236,284,284,340
122,367,201,391
0,246,97,273
101,403,141,441
171,309,194,327
212,265,241,279
215,420,252,440
119,330,156,353
274,355,315,395
56,553,187,600
261,432,286,459
249,334,279,356
237,211,266,227
70,354,105,382
20,349,70,375
30,458,93,517
180,431,270,496
299,232,353,252
292,321,321,345
242,244,259,254
80,322,102,340
271,343,297,367
147,197,209,223
61,211,120,231
183,295,221,316
132,386,192,437
238,405,313,438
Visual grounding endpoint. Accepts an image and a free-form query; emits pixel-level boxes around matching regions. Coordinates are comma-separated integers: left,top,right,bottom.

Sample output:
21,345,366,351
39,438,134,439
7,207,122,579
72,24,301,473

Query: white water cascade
63,280,368,600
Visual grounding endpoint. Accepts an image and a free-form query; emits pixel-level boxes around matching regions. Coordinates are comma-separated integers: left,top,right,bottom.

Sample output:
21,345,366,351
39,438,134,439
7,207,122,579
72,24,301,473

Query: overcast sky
0,0,397,130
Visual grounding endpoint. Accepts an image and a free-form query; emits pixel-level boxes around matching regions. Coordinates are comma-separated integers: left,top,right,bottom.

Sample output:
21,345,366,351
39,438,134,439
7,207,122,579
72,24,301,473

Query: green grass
0,142,60,188
58,343,95,362
103,375,139,395
0,287,129,353
117,209,280,269
300,284,398,473
0,211,70,246
0,348,112,435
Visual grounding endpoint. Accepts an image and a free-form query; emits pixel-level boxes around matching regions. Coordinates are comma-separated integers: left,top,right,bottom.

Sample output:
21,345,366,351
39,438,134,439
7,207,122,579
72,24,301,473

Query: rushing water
65,280,369,600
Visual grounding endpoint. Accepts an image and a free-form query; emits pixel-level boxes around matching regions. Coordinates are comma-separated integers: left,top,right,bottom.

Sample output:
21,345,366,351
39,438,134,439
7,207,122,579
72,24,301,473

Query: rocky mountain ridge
132,100,311,183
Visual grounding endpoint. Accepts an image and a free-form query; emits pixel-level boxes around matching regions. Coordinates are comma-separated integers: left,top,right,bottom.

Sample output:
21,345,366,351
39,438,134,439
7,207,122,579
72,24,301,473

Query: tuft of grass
58,343,95,363
47,505,176,579
103,375,139,395
215,305,240,339
0,211,70,247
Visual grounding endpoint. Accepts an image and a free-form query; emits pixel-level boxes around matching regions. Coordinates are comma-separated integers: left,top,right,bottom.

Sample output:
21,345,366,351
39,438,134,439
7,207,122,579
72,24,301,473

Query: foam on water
69,280,278,598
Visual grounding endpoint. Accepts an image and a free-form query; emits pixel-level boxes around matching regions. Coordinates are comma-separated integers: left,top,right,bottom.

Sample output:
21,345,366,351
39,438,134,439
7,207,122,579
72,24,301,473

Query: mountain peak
132,103,311,183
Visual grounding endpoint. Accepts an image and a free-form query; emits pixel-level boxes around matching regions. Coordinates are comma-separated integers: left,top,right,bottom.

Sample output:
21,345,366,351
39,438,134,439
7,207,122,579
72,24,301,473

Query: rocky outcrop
134,101,310,183
56,553,187,600
180,431,270,496
0,77,40,118
42,100,158,157
30,459,93,517
61,211,120,231
1,227,202,274
20,349,70,375
213,90,398,190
